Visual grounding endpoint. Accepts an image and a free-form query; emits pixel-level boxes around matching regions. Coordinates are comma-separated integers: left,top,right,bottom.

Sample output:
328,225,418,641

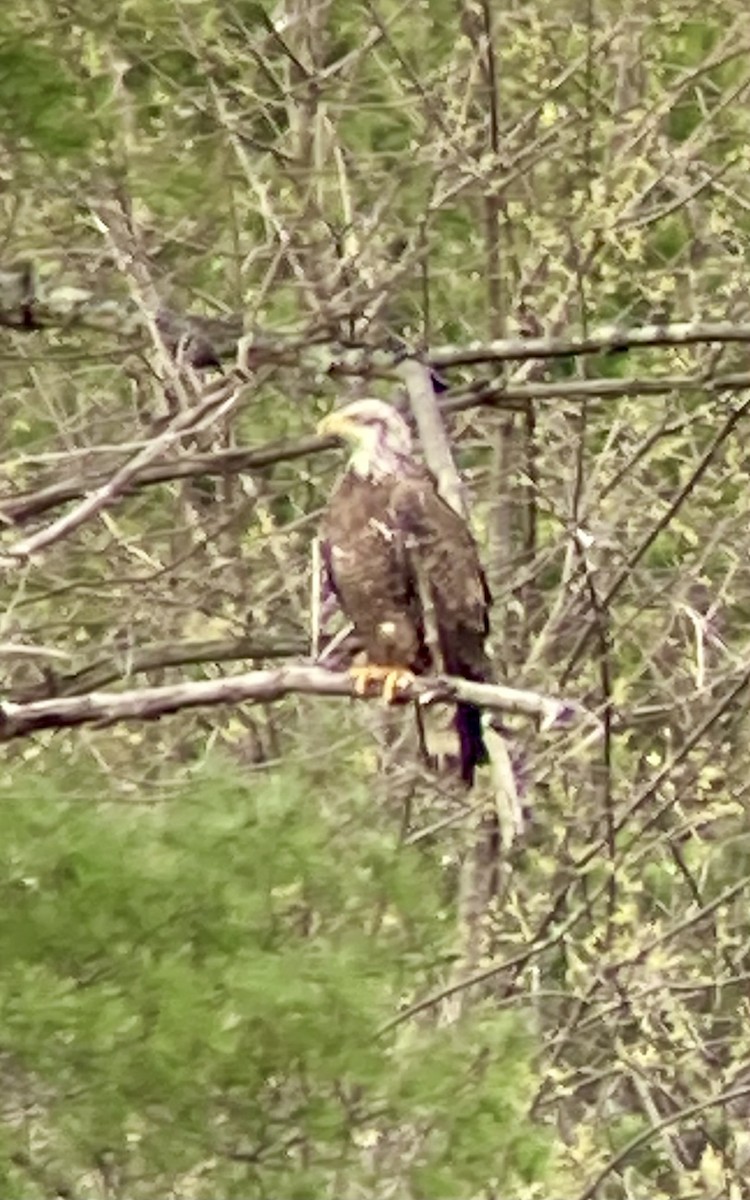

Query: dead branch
6,634,310,702
397,358,468,517
6,368,748,530
0,665,584,742
6,260,750,371
0,374,254,565
427,320,750,367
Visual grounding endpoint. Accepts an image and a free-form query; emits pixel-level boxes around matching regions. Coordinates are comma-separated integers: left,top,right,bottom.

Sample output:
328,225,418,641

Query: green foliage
4,1,750,1196
0,35,95,158
0,757,548,1197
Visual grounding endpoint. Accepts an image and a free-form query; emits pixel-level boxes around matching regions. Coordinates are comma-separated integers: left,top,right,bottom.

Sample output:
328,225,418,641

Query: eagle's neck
348,446,398,477
345,432,415,482
349,444,415,481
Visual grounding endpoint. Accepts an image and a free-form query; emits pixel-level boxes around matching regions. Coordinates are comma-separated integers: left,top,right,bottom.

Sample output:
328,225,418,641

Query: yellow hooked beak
317,411,354,442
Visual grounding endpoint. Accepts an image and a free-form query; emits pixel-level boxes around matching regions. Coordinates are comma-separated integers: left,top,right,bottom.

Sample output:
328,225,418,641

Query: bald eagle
317,399,493,785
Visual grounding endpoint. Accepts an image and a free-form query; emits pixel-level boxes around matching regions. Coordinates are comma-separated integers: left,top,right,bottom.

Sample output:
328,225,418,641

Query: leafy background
3,0,750,1195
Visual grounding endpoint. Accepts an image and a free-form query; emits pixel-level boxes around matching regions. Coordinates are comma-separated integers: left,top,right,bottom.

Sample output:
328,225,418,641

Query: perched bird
317,399,493,785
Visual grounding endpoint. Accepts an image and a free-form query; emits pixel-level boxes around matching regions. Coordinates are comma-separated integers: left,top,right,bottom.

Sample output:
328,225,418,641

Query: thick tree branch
0,666,583,742
426,320,750,367
0,263,244,363
0,420,332,525
397,358,468,517
5,262,750,369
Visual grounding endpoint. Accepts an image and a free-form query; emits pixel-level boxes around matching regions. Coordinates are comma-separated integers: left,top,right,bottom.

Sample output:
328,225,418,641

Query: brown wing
388,468,492,682
322,465,493,783
320,471,427,670
322,466,491,678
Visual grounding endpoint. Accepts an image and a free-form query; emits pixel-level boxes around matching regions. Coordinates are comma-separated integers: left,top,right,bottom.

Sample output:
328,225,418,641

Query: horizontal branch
0,665,583,741
5,368,749,527
1,422,331,525
427,320,750,367
0,263,245,365
5,262,750,371
7,634,310,702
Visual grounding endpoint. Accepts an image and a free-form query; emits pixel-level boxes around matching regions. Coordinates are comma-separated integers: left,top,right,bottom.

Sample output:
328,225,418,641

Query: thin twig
310,537,322,661
0,374,250,565
576,1085,750,1200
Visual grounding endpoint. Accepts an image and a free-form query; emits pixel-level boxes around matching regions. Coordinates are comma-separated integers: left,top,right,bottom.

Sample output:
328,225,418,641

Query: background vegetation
3,0,750,1195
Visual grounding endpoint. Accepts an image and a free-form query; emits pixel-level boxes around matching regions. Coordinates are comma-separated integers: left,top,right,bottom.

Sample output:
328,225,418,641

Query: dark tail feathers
455,702,488,786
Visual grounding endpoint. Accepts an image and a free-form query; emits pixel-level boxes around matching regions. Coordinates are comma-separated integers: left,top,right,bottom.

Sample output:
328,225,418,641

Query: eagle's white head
317,399,413,478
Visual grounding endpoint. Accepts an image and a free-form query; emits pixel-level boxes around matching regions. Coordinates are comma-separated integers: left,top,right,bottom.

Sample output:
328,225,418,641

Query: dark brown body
321,466,493,783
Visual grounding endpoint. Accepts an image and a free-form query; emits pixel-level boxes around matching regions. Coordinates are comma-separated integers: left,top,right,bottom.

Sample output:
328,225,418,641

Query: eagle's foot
382,668,415,705
350,664,415,704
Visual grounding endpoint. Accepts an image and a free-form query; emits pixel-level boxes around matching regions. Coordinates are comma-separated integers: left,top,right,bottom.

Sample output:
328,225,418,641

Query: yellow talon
349,664,415,704
349,665,381,696
382,669,415,704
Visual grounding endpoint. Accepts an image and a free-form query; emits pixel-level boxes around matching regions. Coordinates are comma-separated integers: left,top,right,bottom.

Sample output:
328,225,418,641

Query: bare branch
577,1083,750,1200
0,263,244,363
8,368,750,530
0,666,584,742
6,259,750,370
7,635,310,702
427,320,750,368
397,358,468,518
0,374,253,565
